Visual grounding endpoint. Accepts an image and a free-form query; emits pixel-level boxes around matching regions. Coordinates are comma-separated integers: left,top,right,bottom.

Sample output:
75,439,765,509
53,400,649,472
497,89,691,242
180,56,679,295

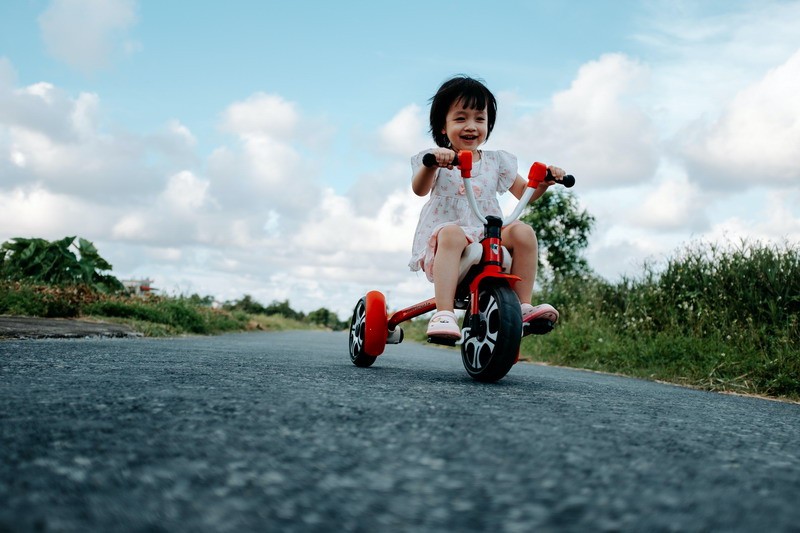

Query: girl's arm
412,148,456,197
412,165,438,197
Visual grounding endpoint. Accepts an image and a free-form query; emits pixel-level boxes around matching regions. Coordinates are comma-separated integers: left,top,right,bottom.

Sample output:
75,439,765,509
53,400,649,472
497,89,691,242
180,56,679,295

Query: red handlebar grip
527,162,548,187
458,150,472,178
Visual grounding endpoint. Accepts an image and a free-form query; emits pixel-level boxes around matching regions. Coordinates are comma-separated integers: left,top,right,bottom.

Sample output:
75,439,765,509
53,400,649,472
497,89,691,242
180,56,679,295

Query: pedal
427,336,458,347
522,319,554,336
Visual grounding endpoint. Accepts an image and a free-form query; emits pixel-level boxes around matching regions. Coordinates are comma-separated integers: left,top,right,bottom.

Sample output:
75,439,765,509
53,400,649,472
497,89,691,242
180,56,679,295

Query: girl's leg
501,223,538,305
432,225,469,311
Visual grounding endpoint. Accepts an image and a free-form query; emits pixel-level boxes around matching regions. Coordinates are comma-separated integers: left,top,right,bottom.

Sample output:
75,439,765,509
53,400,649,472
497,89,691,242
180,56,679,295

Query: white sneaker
521,303,559,324
426,310,462,341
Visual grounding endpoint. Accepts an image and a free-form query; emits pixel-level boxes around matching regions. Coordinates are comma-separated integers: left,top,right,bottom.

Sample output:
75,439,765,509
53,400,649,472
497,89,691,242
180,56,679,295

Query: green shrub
0,282,98,318
82,296,250,335
526,239,800,399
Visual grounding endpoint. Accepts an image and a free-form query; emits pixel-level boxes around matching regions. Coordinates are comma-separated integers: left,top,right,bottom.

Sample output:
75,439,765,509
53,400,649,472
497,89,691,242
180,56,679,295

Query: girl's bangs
457,90,488,111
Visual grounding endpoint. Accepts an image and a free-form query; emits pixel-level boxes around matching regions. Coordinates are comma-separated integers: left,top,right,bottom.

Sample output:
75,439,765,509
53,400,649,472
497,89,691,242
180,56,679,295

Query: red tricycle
348,150,575,382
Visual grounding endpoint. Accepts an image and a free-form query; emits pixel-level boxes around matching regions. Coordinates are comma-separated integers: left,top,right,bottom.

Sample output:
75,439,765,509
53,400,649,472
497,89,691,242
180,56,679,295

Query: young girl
409,75,563,340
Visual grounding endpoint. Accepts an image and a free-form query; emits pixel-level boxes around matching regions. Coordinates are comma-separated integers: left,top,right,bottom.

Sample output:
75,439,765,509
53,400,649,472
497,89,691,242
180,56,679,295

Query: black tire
461,282,522,382
349,298,377,368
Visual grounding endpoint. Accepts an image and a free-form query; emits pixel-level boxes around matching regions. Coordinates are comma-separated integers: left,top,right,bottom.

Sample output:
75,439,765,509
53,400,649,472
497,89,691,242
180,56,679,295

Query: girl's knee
506,224,537,248
438,225,467,248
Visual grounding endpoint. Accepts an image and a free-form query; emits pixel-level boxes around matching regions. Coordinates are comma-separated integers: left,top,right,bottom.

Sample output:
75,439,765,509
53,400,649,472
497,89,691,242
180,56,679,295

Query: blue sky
3,0,642,168
1,0,799,317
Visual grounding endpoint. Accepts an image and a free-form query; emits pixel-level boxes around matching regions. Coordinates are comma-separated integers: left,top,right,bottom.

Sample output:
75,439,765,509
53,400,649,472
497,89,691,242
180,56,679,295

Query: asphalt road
2,331,799,532
0,316,139,340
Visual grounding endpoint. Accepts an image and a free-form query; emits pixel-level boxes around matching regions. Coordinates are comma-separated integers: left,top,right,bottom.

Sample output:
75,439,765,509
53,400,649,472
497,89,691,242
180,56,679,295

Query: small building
121,278,157,296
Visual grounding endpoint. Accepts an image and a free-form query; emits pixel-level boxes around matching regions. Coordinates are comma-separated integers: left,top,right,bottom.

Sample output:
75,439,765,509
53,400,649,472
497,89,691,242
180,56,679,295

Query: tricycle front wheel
461,282,522,382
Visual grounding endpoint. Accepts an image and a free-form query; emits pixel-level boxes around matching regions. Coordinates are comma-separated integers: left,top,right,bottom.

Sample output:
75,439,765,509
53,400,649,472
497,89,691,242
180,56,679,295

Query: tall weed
525,239,800,399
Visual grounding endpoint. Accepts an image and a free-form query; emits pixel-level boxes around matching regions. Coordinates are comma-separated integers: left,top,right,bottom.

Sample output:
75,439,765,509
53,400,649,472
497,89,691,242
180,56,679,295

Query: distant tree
186,293,216,307
521,189,595,279
225,294,267,314
0,236,124,293
263,299,305,321
307,307,348,329
307,307,332,327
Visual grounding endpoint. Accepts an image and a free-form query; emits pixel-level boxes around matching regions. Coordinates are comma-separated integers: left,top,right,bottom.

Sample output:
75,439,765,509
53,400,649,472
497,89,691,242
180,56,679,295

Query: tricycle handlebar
422,151,574,188
422,150,575,225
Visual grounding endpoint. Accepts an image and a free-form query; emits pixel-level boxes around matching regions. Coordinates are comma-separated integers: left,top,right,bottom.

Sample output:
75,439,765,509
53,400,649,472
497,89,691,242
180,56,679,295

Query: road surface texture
2,331,799,532
0,316,139,340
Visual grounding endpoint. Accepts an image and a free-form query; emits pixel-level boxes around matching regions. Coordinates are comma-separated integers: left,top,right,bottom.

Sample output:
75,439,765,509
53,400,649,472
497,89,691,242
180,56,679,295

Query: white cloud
38,0,139,73
0,186,110,238
220,93,298,138
628,164,708,232
377,104,429,157
166,120,196,147
704,189,800,244
345,104,430,216
0,73,201,202
5,124,157,199
678,49,800,188
111,213,149,240
71,93,101,138
2,82,76,141
494,53,659,189
160,171,211,213
208,92,326,235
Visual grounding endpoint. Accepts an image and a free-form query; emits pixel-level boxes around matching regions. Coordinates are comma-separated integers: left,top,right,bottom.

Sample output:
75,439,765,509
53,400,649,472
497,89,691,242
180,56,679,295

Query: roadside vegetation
404,239,799,400
3,222,798,401
0,236,346,336
401,189,799,401
527,239,799,400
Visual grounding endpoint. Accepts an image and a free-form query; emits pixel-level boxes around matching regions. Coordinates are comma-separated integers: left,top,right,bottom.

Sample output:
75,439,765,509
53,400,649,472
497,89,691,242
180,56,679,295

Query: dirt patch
0,316,140,340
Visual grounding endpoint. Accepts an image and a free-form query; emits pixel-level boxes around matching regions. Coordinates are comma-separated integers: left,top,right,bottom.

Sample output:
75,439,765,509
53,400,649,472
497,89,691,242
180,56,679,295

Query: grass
0,283,311,337
523,239,799,400
394,239,799,401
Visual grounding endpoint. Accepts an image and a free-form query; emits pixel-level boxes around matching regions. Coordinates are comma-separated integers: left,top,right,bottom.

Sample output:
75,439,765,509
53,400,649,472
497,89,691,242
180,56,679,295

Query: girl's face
442,98,488,153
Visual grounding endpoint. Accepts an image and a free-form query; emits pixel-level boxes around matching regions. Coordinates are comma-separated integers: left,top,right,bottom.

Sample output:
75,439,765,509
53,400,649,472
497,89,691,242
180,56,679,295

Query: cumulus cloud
703,189,800,244
208,92,322,228
628,164,709,232
1,82,82,142
677,49,800,188
377,104,429,157
345,105,429,216
0,186,111,238
220,93,298,138
38,0,140,73
160,171,212,213
494,53,660,189
0,71,200,202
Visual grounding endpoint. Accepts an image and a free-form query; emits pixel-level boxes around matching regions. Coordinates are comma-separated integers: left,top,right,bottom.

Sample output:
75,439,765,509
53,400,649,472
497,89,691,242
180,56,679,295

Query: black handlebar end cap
422,152,460,168
422,153,437,168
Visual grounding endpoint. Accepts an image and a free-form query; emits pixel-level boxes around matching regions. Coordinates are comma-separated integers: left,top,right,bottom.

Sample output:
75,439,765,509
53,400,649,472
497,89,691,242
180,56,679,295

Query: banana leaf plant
0,236,124,293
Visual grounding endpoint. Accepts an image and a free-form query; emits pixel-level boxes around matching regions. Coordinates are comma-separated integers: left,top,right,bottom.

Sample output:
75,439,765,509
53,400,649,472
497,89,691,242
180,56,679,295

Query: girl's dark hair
429,75,497,148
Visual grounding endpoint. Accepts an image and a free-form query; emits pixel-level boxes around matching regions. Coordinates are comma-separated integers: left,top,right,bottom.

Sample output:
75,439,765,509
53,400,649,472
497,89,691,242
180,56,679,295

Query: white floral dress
408,149,520,282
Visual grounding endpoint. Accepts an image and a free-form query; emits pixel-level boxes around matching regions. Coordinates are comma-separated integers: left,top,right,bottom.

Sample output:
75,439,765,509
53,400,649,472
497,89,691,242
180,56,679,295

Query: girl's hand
431,148,457,169
546,165,566,185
